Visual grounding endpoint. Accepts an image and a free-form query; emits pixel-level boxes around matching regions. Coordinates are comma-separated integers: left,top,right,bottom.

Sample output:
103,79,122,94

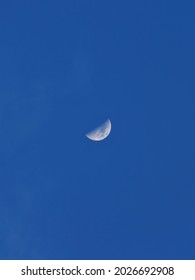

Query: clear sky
0,0,195,260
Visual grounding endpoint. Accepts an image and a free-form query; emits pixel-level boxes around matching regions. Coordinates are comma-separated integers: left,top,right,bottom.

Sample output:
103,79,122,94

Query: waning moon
86,119,112,141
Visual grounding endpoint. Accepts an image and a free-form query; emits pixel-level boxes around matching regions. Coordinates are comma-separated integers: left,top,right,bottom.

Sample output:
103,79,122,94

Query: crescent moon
86,119,112,141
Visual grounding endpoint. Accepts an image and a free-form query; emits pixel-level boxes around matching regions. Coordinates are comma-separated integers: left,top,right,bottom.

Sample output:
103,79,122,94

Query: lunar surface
86,119,111,141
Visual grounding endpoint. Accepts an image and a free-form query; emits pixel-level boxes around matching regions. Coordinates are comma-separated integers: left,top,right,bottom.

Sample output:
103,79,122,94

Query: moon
86,119,112,141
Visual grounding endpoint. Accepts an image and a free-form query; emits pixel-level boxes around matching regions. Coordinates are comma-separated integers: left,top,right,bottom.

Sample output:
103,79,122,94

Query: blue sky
0,0,195,259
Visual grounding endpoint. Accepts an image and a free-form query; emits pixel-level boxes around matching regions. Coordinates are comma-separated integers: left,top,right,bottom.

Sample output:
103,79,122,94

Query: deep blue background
0,0,195,259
